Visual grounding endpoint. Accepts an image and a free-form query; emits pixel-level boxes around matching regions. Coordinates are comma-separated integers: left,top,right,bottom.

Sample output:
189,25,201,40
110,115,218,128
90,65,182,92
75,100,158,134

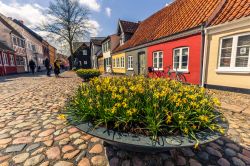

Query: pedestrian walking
29,59,36,75
45,58,51,76
54,60,61,77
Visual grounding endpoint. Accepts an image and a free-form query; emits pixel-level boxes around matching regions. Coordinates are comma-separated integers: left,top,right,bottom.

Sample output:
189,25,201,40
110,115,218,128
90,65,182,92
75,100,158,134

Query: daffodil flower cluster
67,76,224,141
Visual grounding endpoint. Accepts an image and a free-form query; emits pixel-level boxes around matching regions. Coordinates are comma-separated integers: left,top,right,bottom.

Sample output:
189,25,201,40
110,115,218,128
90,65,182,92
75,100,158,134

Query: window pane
220,58,231,67
182,55,188,69
159,55,163,69
236,47,249,57
153,53,157,68
174,49,179,69
238,35,250,46
182,48,188,56
235,57,248,67
222,38,233,48
221,48,232,58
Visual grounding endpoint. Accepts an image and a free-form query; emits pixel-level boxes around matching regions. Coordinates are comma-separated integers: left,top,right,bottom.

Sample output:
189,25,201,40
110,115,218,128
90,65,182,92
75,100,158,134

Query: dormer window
120,33,125,45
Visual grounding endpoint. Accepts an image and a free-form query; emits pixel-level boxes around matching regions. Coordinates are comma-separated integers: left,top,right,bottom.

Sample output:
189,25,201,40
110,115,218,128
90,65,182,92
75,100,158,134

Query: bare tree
40,0,90,68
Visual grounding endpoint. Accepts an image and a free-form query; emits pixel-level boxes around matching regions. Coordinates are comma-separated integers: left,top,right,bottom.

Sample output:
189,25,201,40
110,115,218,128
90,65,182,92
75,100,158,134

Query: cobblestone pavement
0,72,249,166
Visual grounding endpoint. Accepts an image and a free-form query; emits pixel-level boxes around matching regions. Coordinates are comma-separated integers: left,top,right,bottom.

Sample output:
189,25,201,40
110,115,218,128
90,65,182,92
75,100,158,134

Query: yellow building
112,52,126,74
48,44,56,67
98,56,105,73
203,17,250,91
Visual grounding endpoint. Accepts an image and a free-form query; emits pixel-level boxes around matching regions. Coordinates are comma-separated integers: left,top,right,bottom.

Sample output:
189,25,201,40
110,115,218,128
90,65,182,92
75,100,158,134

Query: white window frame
153,51,163,71
0,53,2,65
217,33,250,73
121,57,125,68
112,58,116,68
128,56,133,70
82,50,87,55
10,54,15,66
173,47,189,72
3,53,8,66
84,61,87,65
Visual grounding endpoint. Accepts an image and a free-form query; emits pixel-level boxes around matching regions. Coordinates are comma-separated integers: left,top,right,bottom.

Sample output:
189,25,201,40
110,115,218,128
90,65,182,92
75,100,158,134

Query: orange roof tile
210,0,250,25
114,0,250,53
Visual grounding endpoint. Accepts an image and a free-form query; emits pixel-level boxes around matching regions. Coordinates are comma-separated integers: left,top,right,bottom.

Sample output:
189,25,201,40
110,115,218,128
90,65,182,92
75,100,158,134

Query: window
84,61,87,65
105,58,111,67
153,51,163,70
116,58,120,68
13,37,17,46
121,57,125,68
120,33,125,45
0,53,2,65
102,41,111,53
113,58,116,68
3,53,8,65
173,47,189,71
21,40,25,48
218,34,250,72
16,56,25,66
82,50,87,55
128,56,133,70
10,54,15,66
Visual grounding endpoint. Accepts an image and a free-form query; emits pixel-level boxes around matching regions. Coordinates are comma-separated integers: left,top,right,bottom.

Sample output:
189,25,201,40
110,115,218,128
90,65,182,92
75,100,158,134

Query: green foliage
76,69,101,80
67,76,224,141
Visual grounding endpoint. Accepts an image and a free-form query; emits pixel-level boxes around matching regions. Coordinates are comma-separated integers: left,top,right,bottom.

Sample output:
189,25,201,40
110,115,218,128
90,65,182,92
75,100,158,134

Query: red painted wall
147,33,202,85
0,51,17,76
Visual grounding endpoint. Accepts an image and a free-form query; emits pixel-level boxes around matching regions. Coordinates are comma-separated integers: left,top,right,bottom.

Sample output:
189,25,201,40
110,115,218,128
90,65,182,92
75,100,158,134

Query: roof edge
113,25,202,54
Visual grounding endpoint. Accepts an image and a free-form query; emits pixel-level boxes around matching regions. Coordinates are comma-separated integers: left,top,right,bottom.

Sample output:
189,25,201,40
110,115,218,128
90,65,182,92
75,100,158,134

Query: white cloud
0,0,101,54
0,1,47,28
105,7,112,17
86,20,101,37
79,0,101,12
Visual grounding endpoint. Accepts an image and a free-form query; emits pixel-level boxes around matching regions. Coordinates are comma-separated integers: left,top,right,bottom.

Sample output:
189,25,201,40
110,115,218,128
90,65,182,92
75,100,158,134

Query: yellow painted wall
112,52,126,74
205,25,250,89
98,57,104,73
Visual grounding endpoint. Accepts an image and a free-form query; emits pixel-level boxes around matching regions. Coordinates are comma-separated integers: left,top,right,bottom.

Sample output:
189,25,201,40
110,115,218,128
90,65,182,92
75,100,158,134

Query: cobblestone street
0,72,250,166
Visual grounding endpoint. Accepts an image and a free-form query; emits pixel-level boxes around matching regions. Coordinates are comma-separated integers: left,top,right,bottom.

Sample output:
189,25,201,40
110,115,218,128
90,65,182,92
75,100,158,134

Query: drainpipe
199,23,206,87
201,28,209,87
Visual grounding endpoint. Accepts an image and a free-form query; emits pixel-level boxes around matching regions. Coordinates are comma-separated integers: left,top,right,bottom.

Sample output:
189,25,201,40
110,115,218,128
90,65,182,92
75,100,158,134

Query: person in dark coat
54,60,61,77
44,58,51,76
29,60,36,75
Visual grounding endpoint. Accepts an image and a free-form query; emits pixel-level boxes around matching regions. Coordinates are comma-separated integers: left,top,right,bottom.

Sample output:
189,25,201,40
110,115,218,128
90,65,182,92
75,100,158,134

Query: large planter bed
69,114,228,153
66,76,228,153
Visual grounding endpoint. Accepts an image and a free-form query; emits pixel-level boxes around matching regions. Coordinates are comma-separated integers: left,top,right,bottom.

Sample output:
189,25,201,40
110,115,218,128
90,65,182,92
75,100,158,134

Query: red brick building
0,41,17,76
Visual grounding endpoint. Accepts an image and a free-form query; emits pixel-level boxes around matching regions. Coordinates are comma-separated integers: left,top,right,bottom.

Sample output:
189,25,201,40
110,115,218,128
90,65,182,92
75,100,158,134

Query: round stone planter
69,114,228,153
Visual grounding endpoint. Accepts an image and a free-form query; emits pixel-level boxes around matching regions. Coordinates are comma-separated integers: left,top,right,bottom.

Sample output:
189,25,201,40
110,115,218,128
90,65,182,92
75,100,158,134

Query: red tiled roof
115,0,249,53
120,20,140,34
210,0,250,25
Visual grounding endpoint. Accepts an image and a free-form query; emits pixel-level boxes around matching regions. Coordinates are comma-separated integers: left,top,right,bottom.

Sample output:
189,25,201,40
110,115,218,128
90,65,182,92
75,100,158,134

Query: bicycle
148,65,187,83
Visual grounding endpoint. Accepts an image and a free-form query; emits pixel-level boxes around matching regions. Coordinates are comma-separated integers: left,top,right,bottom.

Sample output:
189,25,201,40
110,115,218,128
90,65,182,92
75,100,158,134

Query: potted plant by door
66,77,228,152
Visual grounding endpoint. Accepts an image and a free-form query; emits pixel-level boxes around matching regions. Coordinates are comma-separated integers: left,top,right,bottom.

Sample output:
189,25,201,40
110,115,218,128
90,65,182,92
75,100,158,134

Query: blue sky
0,0,171,37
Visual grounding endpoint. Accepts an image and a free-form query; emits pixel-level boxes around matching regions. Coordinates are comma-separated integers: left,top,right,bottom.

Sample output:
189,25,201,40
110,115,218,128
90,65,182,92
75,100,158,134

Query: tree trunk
69,40,74,70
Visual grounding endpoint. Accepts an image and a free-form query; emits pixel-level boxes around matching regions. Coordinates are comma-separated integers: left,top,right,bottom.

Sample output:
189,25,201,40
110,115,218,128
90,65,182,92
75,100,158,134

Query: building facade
148,33,202,84
112,20,139,74
0,15,46,72
70,42,91,69
102,35,120,73
0,15,27,74
204,18,250,92
90,37,105,69
0,41,16,75
125,48,148,76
